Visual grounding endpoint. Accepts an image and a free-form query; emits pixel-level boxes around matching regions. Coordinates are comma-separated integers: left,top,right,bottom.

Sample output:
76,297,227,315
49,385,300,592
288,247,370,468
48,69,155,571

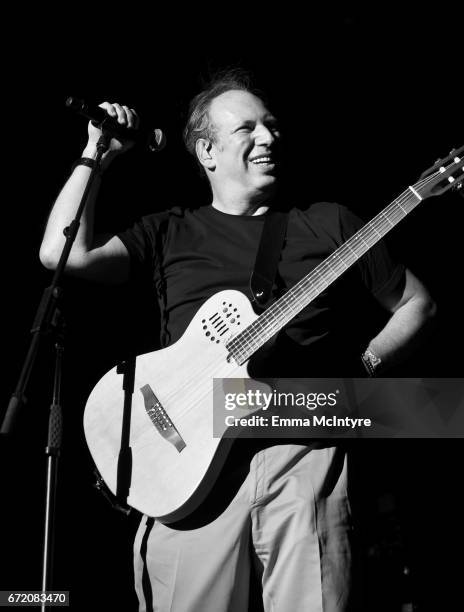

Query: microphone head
148,129,167,153
66,96,86,112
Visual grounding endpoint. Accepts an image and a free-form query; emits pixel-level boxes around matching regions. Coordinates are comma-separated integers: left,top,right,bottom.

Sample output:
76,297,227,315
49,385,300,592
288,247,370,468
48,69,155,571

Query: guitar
84,147,463,522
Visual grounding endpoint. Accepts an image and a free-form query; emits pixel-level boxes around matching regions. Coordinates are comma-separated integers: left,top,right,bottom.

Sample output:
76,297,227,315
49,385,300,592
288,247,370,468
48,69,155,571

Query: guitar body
84,290,258,522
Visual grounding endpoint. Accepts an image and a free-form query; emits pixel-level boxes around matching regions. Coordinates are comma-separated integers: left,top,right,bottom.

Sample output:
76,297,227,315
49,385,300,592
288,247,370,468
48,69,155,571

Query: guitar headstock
416,145,464,199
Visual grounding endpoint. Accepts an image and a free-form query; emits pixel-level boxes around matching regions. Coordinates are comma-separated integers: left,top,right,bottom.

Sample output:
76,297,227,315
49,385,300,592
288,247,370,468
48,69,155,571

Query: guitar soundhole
201,302,241,342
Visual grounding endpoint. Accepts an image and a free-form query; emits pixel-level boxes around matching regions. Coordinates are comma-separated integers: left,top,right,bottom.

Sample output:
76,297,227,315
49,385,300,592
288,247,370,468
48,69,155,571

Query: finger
122,105,135,129
111,102,127,125
98,101,118,119
130,108,140,130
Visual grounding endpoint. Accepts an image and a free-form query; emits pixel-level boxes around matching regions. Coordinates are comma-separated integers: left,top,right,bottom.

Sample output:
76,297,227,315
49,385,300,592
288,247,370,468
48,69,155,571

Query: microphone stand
1,131,111,609
41,316,64,610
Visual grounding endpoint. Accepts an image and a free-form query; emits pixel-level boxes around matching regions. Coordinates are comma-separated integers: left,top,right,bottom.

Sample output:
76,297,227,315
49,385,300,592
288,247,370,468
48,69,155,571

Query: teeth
251,156,272,164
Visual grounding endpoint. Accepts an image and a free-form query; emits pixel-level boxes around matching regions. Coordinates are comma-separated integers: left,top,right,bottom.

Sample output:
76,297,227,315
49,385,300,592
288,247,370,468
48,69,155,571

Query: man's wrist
361,347,383,377
71,157,103,176
81,144,116,170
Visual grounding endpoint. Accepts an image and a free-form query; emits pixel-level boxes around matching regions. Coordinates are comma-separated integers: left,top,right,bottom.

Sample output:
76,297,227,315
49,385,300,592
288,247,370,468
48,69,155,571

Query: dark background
1,8,463,611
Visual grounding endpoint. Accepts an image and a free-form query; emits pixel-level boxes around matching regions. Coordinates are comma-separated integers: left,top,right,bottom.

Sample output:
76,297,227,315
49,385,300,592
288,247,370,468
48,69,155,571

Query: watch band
361,348,382,377
71,157,102,175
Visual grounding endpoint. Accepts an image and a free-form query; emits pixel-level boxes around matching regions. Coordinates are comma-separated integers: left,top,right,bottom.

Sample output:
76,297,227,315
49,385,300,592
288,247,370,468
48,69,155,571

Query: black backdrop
1,8,463,611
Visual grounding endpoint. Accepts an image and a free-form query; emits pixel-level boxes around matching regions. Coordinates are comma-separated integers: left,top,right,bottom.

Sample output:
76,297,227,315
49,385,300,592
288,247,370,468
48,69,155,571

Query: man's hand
84,101,140,168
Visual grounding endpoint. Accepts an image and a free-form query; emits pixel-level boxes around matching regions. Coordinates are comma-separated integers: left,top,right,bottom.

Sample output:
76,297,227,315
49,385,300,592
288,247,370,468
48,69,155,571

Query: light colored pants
134,444,353,611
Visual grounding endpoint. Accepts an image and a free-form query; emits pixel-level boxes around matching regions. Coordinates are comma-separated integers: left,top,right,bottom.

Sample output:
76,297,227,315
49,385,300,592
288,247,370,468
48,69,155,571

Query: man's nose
255,125,277,146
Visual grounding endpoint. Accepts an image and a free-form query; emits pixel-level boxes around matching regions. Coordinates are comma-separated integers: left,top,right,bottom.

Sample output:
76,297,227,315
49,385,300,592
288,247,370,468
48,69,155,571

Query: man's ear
196,138,216,171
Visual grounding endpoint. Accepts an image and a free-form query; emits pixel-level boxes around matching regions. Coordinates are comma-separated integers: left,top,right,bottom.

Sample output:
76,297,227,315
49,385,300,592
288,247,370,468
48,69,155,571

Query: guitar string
223,160,462,368
226,177,429,361
161,172,459,423
151,166,454,414
152,176,430,414
226,163,462,362
140,350,242,424
231,171,461,360
133,352,247,442
123,156,462,508
143,162,462,415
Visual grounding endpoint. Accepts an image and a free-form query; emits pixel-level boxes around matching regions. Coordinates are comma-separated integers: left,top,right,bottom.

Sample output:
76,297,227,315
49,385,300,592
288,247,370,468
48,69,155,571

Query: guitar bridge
140,384,186,453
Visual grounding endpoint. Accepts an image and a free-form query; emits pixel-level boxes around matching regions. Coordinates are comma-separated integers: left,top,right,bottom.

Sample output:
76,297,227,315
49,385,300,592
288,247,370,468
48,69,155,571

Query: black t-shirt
118,203,404,376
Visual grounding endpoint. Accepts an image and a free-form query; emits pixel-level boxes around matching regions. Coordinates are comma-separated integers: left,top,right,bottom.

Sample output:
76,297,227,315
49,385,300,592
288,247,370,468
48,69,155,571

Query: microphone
65,96,166,152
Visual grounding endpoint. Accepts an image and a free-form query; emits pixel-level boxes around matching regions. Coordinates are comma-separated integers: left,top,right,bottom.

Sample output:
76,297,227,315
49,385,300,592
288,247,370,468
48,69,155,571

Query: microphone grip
66,96,139,140
65,97,166,152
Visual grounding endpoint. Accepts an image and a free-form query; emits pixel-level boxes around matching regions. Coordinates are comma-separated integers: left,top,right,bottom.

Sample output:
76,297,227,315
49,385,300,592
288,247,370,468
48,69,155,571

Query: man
40,71,435,611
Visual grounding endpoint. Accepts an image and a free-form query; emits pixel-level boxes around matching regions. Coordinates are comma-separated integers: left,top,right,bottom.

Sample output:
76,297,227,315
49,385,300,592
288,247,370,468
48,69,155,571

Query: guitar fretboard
226,186,423,365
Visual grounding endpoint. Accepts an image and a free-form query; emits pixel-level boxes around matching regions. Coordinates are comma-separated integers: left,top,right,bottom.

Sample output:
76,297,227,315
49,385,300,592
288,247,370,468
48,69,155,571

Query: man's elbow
39,245,58,270
418,295,437,322
39,246,83,272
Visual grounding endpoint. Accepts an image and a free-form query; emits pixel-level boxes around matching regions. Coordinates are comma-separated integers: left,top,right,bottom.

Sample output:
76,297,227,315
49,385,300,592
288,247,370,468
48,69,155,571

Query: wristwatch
361,348,382,377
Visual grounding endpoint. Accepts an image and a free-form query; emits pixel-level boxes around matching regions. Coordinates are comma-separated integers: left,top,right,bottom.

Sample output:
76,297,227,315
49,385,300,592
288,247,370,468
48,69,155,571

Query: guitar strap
250,209,289,308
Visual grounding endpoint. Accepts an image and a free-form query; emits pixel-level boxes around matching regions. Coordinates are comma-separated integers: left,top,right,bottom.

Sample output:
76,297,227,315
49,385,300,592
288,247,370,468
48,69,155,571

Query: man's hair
183,68,266,172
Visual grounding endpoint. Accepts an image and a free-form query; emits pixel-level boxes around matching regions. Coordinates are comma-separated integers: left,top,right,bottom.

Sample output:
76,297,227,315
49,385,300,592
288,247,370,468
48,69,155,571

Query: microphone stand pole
41,317,64,611
1,132,111,609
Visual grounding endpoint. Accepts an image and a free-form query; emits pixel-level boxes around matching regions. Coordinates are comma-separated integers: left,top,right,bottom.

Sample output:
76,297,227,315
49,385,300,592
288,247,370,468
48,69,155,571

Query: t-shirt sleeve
338,204,405,300
117,214,162,280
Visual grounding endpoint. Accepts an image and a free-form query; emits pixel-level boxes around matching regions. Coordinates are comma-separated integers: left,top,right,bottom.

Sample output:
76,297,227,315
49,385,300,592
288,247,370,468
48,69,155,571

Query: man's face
206,90,281,198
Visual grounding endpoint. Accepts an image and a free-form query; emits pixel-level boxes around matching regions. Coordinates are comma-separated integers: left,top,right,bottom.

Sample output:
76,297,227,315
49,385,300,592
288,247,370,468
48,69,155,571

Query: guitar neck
227,185,424,365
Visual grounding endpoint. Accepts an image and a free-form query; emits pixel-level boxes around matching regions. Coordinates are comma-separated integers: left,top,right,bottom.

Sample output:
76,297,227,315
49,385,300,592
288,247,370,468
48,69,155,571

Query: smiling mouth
249,155,275,166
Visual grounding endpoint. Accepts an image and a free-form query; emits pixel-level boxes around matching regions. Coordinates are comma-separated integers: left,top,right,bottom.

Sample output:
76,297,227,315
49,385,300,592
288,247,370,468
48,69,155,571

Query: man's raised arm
39,102,138,284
